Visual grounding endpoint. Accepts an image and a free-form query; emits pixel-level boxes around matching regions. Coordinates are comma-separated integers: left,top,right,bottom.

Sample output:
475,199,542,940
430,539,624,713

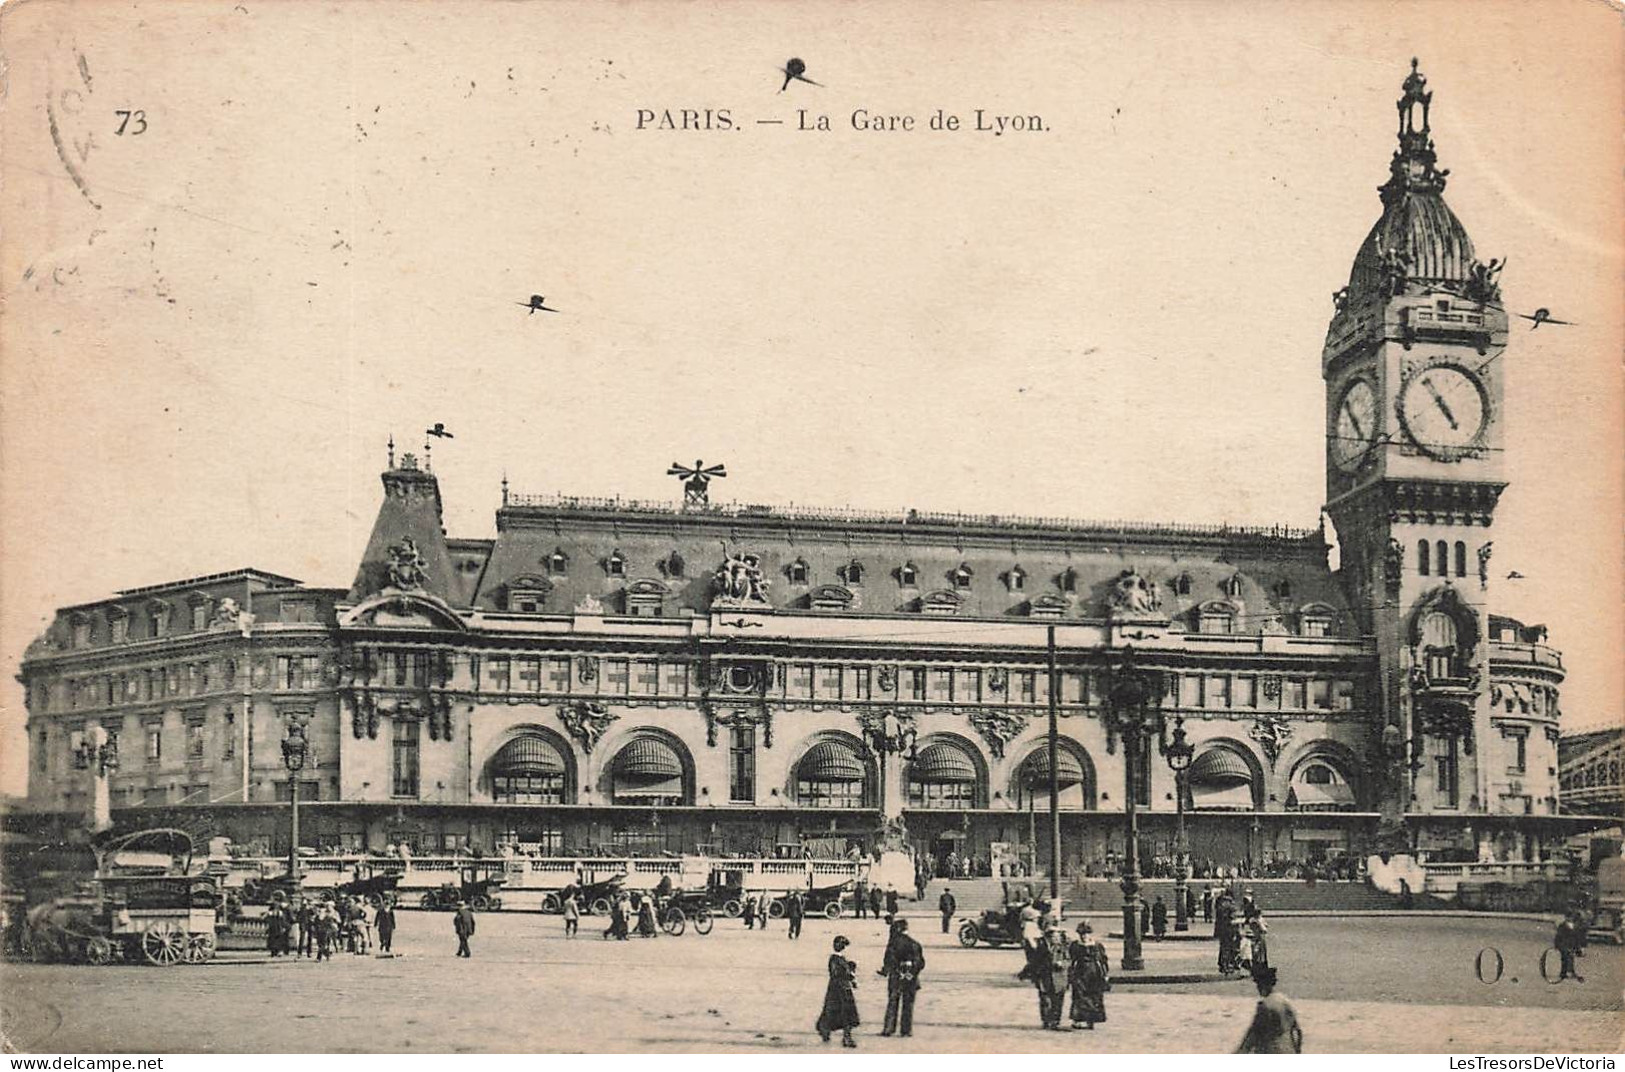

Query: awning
1290,782,1356,808
799,741,866,783
1191,782,1256,810
1020,747,1084,789
910,744,977,785
612,738,684,783
491,735,565,777
1189,747,1253,786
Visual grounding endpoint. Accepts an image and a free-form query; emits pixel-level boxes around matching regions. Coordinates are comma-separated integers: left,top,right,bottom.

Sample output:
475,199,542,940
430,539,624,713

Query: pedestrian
561,891,579,938
296,897,315,958
1032,921,1071,1030
816,935,861,1048
854,879,869,920
1067,922,1109,1030
1245,908,1270,976
938,886,956,934
868,886,883,920
314,902,337,962
1017,898,1042,981
353,898,373,955
786,890,805,940
636,893,659,937
1139,897,1151,938
758,892,773,932
884,885,899,923
375,897,396,953
1236,967,1303,1053
453,900,476,957
1185,885,1198,924
878,919,925,1038
1554,913,1585,982
743,892,757,930
1202,885,1214,923
1214,888,1238,973
1152,896,1168,939
914,867,928,902
266,902,289,957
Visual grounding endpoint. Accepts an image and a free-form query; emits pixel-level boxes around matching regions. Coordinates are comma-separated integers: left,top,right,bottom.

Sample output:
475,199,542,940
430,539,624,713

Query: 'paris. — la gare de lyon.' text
635,107,1046,135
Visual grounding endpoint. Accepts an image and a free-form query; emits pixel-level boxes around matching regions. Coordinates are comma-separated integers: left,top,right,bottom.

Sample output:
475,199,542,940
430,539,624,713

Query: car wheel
958,923,979,948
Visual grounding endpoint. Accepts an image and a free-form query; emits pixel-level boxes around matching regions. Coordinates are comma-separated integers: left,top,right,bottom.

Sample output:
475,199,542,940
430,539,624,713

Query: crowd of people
262,892,397,961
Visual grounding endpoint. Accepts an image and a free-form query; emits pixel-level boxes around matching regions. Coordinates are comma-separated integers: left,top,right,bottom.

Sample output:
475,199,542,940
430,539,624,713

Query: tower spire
387,434,396,469
1383,58,1448,203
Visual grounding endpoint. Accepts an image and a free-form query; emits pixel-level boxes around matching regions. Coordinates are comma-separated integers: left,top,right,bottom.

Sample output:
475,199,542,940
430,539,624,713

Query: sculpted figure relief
386,536,428,590
1108,568,1163,615
559,699,617,752
713,552,770,604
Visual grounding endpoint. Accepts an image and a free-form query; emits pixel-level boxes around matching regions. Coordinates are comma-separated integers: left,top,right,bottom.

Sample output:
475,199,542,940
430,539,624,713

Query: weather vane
666,459,727,505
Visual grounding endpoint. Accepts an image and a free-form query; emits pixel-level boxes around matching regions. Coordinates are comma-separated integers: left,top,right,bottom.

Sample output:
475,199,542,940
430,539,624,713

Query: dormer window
70,612,92,649
187,595,210,632
1274,580,1293,599
1196,600,1237,635
921,590,963,616
505,575,552,613
899,562,919,588
1172,572,1192,596
546,549,569,576
787,558,810,585
667,552,685,578
951,564,974,590
626,579,670,618
606,551,627,578
1007,566,1026,592
108,607,130,644
1221,573,1244,599
148,600,172,639
1298,604,1337,638
842,559,864,586
1059,567,1078,594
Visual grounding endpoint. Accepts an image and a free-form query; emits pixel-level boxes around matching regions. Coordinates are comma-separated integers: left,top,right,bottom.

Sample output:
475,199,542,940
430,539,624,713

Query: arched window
489,734,569,803
899,562,919,587
1418,541,1430,576
795,739,870,808
787,558,810,585
843,559,864,585
950,564,974,590
1421,611,1459,679
1013,742,1095,810
1454,541,1467,578
1435,541,1449,579
1288,754,1356,811
1188,746,1258,810
907,740,981,809
1008,566,1026,592
608,736,690,806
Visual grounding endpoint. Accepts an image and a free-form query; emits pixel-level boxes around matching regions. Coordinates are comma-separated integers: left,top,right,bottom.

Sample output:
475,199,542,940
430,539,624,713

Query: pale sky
2,0,1620,796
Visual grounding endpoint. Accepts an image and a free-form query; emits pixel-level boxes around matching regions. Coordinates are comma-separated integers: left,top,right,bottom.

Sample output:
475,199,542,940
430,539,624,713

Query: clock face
1332,379,1378,472
1399,364,1489,459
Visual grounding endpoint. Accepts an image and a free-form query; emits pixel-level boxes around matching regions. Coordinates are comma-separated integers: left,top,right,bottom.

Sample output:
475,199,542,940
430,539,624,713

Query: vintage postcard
0,0,1620,1057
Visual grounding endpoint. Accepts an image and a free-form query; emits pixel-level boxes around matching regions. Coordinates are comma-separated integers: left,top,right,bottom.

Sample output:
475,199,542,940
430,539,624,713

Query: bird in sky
426,423,454,439
779,58,823,92
1517,308,1573,329
1506,570,1525,580
519,295,559,314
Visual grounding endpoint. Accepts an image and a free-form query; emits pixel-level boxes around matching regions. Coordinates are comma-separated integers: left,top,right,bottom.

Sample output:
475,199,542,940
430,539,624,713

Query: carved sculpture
707,707,773,749
987,668,1009,694
576,656,598,685
1383,537,1405,590
1377,241,1412,297
1248,716,1293,769
573,594,605,615
1465,257,1504,304
212,597,242,627
1477,542,1493,588
386,536,428,590
1381,720,1407,790
1107,569,1162,615
713,552,770,604
876,665,897,693
968,708,1029,759
559,700,617,752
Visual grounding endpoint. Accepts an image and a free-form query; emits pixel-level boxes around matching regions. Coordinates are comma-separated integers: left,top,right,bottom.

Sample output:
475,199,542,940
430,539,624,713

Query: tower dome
1343,61,1494,307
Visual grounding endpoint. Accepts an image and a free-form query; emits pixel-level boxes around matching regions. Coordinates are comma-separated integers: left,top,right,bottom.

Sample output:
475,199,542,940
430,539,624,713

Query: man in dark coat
878,919,925,1038
1236,967,1303,1053
1202,885,1214,923
453,901,476,958
868,886,883,919
1555,913,1586,982
884,885,900,922
854,879,869,919
296,898,315,958
266,903,289,957
375,898,396,954
938,886,957,934
1214,889,1237,973
1151,896,1168,939
786,890,805,939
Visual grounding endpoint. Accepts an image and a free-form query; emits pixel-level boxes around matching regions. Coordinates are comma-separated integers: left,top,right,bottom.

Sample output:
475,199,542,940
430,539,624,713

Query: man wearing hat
878,918,926,1038
1031,920,1072,1030
453,899,477,958
1236,967,1302,1053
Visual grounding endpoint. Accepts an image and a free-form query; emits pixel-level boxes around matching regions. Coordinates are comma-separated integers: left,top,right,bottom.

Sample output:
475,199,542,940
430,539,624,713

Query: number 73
114,110,147,135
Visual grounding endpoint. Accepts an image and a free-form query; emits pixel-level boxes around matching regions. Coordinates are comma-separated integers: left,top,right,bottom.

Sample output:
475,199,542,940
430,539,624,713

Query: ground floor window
493,773,564,804
798,779,865,809
611,828,671,855
908,780,974,809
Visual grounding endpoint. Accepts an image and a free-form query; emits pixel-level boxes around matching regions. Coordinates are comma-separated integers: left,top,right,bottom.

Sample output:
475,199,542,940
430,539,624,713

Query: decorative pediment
339,590,467,632
919,589,963,616
504,574,553,611
1028,594,1066,619
809,584,855,611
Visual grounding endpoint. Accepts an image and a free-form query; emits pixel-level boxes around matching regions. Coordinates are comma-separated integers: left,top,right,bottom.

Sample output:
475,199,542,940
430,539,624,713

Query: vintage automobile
767,882,852,921
541,869,626,914
418,866,507,911
958,897,1068,948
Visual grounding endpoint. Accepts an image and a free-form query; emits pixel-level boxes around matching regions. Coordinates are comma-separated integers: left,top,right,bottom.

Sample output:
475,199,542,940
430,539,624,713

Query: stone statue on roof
713,551,770,604
386,536,428,591
1107,568,1162,616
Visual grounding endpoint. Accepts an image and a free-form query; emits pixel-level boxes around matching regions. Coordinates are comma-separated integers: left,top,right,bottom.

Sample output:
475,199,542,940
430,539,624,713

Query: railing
1421,859,1570,895
228,854,867,892
502,493,1317,543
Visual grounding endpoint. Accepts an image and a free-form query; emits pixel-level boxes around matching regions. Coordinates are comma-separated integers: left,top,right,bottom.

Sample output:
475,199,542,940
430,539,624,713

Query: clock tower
1322,61,1509,850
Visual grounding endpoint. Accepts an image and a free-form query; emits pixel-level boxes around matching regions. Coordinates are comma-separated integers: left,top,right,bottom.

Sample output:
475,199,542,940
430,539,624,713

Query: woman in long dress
1245,909,1269,975
1068,921,1110,1029
816,935,861,1047
636,894,658,938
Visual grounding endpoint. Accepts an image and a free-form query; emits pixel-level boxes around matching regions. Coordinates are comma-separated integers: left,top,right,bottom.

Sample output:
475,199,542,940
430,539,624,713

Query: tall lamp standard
281,711,313,890
1163,717,1194,932
1101,646,1169,973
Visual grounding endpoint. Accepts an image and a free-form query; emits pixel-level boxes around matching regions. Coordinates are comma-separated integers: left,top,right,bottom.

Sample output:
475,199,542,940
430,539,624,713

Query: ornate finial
1384,56,1447,201
423,438,432,473
666,459,727,506
387,435,396,469
501,471,510,506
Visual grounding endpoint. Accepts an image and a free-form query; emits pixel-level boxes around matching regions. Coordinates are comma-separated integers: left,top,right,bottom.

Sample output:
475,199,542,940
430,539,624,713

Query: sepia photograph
0,0,1621,1057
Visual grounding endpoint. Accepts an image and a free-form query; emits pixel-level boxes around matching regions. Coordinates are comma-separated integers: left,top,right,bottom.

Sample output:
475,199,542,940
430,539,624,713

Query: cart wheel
184,933,217,964
694,908,714,936
723,899,742,918
591,897,611,915
541,893,562,914
662,908,686,936
768,900,786,920
489,898,503,911
84,936,115,965
365,894,383,909
470,895,489,911
824,902,843,920
958,922,979,948
142,920,188,966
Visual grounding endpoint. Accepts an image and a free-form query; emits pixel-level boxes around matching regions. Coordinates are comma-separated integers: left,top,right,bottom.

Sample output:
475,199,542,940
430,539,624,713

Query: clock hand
1422,378,1458,430
1344,404,1367,443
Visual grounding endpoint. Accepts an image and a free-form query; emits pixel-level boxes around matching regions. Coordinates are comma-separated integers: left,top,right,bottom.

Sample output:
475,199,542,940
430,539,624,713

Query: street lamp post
281,712,312,890
1101,646,1169,973
1163,718,1194,932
